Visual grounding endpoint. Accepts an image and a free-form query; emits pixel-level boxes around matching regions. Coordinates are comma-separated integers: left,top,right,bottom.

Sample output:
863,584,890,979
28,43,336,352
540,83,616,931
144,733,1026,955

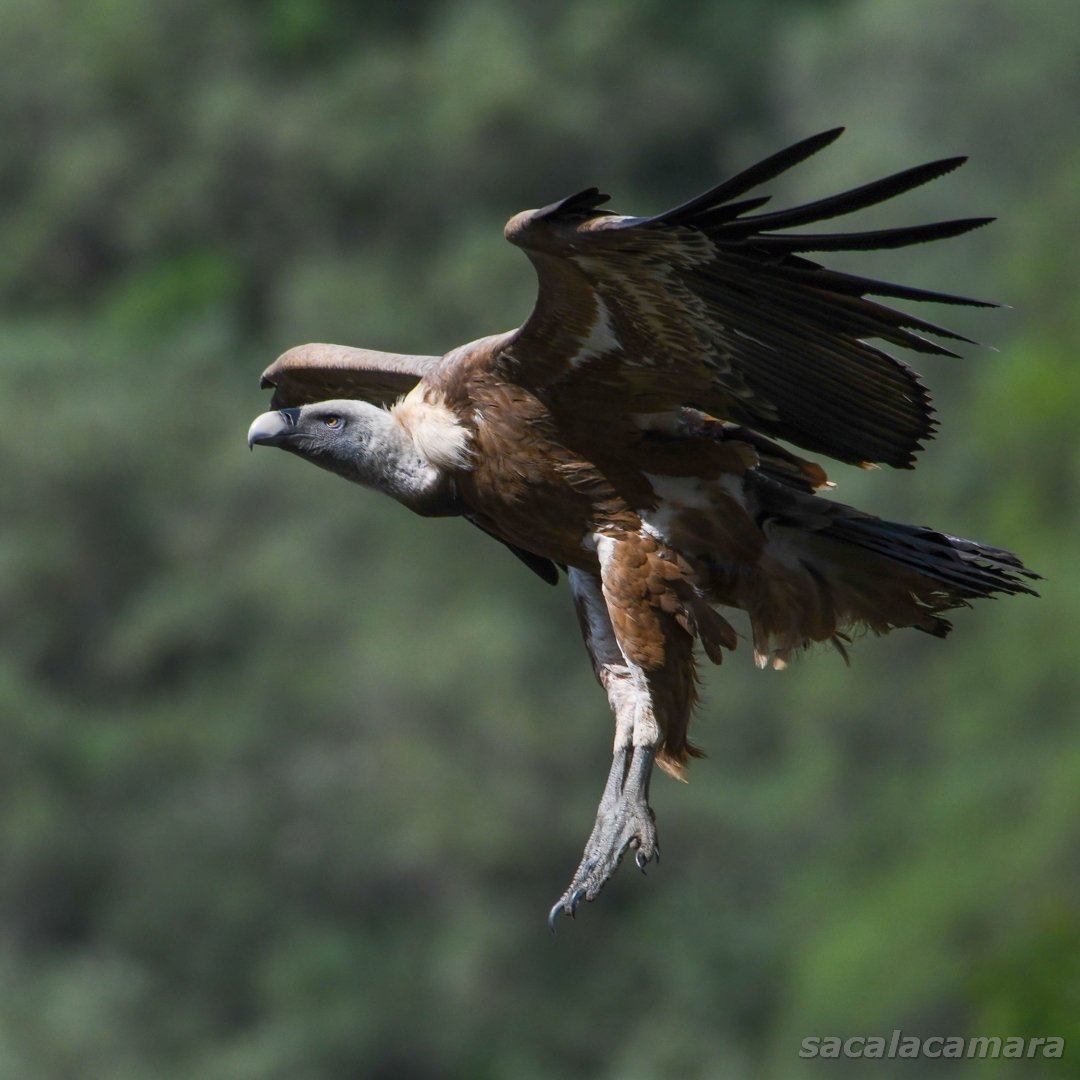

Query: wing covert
260,343,441,409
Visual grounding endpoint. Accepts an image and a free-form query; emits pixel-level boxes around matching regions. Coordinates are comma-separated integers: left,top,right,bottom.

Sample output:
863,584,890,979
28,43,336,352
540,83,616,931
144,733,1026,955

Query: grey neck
316,412,461,518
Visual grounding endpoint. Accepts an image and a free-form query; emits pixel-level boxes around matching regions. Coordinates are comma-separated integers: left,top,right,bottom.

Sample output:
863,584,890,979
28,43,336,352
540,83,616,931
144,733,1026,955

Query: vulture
248,129,1037,927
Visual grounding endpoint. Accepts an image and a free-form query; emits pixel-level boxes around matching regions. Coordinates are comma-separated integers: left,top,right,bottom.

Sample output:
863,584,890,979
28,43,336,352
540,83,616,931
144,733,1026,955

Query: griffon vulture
248,129,1037,926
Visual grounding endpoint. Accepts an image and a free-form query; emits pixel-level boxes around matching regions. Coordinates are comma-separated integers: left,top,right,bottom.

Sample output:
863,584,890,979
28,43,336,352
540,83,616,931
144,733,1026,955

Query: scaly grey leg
547,743,659,928
549,569,662,928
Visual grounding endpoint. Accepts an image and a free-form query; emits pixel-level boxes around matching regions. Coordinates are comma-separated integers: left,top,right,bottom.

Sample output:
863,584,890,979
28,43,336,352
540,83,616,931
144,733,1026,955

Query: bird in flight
248,129,1037,927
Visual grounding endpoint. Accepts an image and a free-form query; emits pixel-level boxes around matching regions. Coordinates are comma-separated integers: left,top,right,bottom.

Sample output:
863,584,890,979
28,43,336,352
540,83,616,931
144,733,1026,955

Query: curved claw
547,886,590,931
547,899,564,933
635,850,649,874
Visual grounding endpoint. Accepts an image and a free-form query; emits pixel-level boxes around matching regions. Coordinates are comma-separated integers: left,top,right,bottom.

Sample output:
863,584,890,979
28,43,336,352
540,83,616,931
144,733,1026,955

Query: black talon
569,886,587,914
547,900,564,932
635,850,648,873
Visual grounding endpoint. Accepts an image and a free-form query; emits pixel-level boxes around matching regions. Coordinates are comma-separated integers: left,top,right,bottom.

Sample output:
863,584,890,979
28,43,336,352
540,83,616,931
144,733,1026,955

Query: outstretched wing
260,343,441,409
495,128,994,468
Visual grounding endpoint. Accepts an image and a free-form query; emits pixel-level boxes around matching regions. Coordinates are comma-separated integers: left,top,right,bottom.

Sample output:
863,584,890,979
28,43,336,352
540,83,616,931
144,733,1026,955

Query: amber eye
323,415,342,429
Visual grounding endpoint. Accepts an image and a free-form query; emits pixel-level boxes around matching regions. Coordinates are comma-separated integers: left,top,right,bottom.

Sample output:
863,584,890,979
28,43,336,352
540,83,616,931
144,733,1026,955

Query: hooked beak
247,408,302,449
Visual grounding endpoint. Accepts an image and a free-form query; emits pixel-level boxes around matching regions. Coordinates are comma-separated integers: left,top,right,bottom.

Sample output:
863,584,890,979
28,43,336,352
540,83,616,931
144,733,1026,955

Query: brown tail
732,473,1040,667
817,508,1040,627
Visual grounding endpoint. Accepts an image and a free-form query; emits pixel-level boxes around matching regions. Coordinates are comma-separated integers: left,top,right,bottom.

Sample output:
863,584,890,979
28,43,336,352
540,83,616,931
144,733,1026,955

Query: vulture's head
247,400,459,516
248,399,381,464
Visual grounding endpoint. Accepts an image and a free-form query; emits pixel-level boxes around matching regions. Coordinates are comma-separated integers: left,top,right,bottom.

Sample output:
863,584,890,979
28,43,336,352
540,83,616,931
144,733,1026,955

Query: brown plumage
248,129,1038,926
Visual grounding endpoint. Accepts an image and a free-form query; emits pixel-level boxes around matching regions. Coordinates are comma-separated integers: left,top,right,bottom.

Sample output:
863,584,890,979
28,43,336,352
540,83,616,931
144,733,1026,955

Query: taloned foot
548,744,658,930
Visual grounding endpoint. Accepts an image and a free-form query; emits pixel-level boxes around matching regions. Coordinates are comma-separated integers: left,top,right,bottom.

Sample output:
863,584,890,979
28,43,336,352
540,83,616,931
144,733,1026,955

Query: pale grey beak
247,408,302,449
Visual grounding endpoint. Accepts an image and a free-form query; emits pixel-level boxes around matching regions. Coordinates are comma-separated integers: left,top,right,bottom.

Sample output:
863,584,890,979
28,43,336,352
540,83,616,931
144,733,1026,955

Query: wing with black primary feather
496,128,995,469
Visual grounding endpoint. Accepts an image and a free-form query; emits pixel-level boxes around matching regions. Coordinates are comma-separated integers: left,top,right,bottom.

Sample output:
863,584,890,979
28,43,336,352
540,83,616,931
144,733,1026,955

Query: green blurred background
2,0,1077,1076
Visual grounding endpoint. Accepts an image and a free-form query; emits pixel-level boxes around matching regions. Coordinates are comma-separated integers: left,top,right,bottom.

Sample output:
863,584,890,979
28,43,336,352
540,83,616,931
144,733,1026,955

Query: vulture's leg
548,566,666,928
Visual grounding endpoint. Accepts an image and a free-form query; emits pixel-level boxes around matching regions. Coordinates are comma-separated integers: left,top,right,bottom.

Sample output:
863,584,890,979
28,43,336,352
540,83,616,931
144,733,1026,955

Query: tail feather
821,513,1040,601
735,472,1039,663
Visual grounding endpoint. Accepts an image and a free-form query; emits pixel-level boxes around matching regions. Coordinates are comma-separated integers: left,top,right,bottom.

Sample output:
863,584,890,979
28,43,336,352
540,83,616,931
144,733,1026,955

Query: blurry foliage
1,0,1077,1077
